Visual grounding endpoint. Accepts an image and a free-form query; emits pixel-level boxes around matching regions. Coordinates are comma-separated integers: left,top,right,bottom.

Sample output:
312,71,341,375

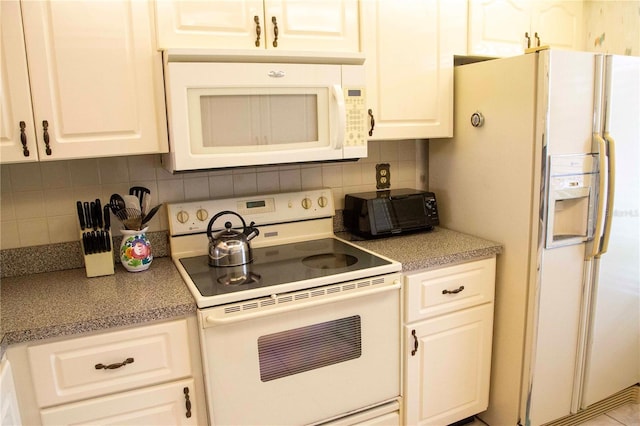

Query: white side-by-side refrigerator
429,49,639,426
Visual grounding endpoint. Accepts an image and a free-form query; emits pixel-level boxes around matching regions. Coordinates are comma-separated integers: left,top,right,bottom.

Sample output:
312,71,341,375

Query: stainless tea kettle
207,211,259,267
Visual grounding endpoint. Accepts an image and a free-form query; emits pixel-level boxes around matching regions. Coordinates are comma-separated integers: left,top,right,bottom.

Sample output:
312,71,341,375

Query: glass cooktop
179,238,391,298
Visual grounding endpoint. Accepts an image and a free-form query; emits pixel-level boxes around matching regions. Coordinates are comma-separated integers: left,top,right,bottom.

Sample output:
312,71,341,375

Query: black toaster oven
343,189,439,238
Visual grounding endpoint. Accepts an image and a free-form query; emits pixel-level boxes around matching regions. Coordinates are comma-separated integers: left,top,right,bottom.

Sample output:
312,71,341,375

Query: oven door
198,275,401,426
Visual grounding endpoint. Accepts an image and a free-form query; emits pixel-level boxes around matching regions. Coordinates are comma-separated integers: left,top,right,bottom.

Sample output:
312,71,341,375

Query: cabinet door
360,0,453,140
20,0,168,160
533,1,584,51
1,358,22,426
264,0,359,52
40,378,200,426
0,0,38,163
468,0,532,57
155,0,264,49
468,0,584,57
404,304,494,426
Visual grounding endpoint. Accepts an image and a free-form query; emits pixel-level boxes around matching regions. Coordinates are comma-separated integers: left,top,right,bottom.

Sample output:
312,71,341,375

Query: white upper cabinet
1,0,168,164
0,1,38,163
468,0,584,57
155,0,359,53
360,0,453,140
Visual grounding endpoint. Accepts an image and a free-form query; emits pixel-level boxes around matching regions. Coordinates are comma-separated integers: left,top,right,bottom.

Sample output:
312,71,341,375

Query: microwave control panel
344,87,367,147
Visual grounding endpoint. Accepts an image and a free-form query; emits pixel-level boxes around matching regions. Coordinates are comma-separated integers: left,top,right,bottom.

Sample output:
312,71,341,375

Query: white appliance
429,50,639,426
167,189,403,425
162,51,367,172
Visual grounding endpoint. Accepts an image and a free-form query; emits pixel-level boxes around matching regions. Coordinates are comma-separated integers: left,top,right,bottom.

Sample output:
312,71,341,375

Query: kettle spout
244,221,260,241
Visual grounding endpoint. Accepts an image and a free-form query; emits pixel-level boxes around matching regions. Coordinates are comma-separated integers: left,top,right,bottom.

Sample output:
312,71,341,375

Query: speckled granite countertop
0,227,501,357
337,227,502,272
0,257,196,350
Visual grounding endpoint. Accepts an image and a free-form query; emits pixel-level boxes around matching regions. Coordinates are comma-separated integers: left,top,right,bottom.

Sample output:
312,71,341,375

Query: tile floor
578,401,639,426
466,401,639,426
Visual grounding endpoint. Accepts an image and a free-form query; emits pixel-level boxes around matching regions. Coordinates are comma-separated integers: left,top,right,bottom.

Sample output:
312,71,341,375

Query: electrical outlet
376,163,390,189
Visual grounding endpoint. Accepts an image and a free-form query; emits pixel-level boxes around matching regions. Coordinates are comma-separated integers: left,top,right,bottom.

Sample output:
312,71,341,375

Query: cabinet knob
254,16,261,47
42,120,52,155
272,16,279,47
442,285,465,295
411,329,419,356
183,387,192,418
19,121,30,157
95,357,134,370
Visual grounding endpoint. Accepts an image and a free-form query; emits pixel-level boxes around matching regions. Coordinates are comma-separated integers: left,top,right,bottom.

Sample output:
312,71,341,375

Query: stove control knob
301,197,312,209
176,210,189,224
196,208,208,222
317,196,328,208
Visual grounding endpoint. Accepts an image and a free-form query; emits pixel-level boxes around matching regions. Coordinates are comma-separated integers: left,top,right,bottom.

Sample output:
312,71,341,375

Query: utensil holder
81,231,115,277
119,227,153,272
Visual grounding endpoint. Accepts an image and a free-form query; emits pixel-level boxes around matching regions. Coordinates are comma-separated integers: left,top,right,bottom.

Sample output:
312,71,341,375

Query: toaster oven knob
176,210,190,224
196,208,209,222
301,197,312,209
317,196,328,208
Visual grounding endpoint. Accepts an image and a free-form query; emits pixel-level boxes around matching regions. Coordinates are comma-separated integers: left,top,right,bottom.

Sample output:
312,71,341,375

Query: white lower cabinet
7,317,206,425
403,257,496,426
40,378,197,426
1,357,23,426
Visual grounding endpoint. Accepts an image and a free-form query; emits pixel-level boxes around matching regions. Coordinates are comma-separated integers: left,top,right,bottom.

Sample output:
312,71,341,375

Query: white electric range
167,188,403,426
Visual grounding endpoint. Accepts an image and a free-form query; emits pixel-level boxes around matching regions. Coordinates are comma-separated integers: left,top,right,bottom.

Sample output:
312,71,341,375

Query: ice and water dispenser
546,154,599,249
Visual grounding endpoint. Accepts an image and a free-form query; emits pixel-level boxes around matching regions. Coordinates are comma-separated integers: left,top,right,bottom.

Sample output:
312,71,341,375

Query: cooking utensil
129,186,150,210
116,208,143,230
109,194,126,215
123,194,141,211
141,204,162,226
207,210,260,267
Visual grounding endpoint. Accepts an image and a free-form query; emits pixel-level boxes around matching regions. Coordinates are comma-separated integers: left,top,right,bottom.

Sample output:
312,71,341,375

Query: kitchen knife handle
103,205,111,231
76,201,86,230
95,199,103,229
90,202,97,230
84,202,92,230
105,230,111,252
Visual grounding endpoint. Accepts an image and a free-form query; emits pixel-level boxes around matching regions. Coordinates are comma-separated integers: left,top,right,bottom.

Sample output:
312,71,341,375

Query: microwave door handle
332,85,346,149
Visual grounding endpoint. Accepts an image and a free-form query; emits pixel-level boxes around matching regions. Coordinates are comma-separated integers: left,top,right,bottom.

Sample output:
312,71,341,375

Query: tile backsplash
0,140,426,249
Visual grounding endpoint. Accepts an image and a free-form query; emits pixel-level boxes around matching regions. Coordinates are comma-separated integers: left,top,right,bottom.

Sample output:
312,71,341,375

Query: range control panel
167,189,335,236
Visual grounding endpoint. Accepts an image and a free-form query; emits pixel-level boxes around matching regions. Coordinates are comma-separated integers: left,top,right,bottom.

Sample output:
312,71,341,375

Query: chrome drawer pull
95,357,134,370
442,285,465,295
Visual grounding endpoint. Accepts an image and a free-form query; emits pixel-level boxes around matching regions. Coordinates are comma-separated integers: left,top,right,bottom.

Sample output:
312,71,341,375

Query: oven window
257,316,361,382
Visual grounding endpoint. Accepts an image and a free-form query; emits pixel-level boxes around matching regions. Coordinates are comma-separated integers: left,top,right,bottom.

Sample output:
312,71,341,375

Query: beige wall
583,1,640,56
0,140,427,249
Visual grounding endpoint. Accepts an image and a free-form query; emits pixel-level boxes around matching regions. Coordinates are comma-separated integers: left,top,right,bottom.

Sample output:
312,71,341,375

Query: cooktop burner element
179,238,391,298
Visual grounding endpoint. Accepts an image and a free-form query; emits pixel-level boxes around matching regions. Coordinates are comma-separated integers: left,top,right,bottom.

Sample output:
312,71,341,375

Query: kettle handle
206,210,247,239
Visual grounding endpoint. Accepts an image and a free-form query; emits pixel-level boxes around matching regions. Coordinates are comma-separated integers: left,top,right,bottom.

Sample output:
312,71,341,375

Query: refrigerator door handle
588,133,608,260
599,132,616,257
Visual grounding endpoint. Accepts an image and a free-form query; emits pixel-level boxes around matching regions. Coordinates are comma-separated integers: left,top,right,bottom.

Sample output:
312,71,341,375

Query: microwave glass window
257,316,362,382
200,94,319,148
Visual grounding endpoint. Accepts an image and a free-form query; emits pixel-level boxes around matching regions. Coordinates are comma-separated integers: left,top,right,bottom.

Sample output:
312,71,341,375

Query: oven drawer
28,319,192,407
404,257,496,322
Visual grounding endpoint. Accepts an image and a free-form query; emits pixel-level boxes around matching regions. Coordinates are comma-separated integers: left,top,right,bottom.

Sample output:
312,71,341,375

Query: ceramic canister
119,227,153,272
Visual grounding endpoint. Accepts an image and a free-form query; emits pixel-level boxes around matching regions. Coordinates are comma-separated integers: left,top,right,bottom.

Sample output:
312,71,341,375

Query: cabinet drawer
404,257,495,322
28,319,191,407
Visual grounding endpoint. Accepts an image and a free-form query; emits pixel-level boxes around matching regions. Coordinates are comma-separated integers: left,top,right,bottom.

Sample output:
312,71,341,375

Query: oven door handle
202,280,401,326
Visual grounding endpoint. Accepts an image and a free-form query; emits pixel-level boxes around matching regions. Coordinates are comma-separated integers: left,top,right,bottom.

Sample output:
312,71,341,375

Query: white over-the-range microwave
161,51,368,172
